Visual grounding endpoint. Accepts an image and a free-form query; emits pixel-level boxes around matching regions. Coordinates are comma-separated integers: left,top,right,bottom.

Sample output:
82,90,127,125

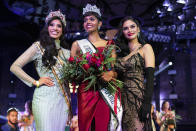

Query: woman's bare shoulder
72,40,78,46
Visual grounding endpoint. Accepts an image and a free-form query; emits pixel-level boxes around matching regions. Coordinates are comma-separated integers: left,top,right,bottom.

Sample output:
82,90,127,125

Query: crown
45,10,66,26
83,4,101,17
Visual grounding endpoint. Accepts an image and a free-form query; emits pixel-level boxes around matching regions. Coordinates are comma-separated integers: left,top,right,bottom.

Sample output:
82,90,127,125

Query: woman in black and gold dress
115,16,155,131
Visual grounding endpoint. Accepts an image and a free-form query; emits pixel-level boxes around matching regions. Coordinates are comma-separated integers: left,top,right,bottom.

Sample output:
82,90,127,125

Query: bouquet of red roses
62,44,123,94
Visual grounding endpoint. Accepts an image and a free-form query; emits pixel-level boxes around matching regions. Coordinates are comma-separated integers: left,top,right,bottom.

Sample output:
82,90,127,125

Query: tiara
7,107,19,113
83,4,101,17
45,10,66,26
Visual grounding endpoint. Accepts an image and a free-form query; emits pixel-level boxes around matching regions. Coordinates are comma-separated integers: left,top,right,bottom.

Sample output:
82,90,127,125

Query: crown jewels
45,10,66,26
83,4,101,17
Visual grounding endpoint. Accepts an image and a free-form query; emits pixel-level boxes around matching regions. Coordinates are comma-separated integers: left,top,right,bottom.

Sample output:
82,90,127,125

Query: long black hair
115,16,146,57
39,16,69,68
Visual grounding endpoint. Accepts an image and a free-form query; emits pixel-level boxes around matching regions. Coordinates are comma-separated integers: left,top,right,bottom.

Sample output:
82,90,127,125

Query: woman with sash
70,4,122,131
10,10,71,131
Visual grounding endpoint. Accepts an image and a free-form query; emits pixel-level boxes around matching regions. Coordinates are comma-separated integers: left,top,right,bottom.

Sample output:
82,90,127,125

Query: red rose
96,59,102,67
91,56,97,64
99,54,104,62
69,57,74,62
83,64,90,71
86,52,91,59
108,40,115,45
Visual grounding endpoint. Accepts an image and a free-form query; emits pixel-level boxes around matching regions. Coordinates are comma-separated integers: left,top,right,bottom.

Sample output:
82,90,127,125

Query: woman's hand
70,115,79,131
34,77,54,87
101,70,116,82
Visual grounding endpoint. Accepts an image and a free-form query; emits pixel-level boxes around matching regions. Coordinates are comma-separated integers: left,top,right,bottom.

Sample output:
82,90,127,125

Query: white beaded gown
10,41,70,131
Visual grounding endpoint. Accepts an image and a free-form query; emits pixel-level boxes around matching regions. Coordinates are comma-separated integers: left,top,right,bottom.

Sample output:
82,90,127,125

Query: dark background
0,0,196,130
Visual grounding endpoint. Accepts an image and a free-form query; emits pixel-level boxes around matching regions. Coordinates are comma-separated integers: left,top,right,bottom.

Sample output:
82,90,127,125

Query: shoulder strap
77,39,96,54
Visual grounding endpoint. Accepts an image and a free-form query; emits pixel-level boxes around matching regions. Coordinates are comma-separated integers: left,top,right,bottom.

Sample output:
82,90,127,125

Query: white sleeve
10,42,40,87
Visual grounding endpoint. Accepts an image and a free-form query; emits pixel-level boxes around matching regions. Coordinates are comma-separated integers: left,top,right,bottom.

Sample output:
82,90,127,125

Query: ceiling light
178,14,185,20
167,5,173,11
176,0,186,4
157,8,161,13
163,0,170,7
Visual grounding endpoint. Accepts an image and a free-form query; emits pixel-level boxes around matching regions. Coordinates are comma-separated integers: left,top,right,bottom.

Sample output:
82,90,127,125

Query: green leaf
84,75,97,91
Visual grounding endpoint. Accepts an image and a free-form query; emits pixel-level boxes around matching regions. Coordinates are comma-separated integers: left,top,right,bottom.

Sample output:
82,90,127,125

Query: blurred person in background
1,108,19,131
18,100,35,131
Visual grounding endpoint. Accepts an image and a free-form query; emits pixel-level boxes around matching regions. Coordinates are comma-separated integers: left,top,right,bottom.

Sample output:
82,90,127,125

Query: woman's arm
70,41,80,57
10,43,39,87
138,43,155,121
155,111,164,126
143,44,155,68
101,41,117,81
10,42,54,87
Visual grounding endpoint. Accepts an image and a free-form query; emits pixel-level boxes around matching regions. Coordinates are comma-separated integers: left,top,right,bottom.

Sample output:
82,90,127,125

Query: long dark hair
39,16,69,68
115,16,146,57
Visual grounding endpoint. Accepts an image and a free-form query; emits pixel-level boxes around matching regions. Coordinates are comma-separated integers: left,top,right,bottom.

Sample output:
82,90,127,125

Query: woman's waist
124,71,144,76
78,81,98,92
123,74,144,81
34,83,66,95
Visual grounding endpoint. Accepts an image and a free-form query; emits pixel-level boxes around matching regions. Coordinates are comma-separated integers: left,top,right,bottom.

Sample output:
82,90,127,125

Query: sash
77,39,123,131
35,42,72,125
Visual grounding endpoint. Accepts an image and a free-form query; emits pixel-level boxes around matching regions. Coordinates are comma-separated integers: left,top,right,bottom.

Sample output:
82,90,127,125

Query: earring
137,32,140,38
98,26,100,30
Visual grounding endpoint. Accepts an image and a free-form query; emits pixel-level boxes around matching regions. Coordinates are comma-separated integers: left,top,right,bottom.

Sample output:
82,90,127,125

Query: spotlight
75,32,80,35
169,61,173,66
159,13,165,18
169,80,174,84
157,8,161,14
176,0,186,4
154,62,173,76
167,5,173,11
10,80,14,84
194,16,196,20
178,14,185,21
163,0,170,7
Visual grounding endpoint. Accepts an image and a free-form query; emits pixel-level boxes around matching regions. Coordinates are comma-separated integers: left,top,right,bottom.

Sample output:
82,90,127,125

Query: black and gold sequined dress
115,52,145,131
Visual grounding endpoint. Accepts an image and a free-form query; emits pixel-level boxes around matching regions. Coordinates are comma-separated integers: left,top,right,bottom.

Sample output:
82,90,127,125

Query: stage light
154,62,173,76
176,0,186,4
194,16,196,20
159,13,165,18
75,32,80,35
168,69,176,75
157,8,161,14
169,61,173,66
178,14,185,20
167,5,173,11
163,0,170,7
169,93,178,99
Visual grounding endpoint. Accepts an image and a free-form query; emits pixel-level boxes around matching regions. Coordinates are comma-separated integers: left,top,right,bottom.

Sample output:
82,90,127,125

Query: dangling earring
137,32,140,39
98,26,100,30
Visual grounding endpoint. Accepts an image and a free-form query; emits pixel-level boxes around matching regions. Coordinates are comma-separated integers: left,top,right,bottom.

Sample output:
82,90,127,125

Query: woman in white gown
10,10,71,131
